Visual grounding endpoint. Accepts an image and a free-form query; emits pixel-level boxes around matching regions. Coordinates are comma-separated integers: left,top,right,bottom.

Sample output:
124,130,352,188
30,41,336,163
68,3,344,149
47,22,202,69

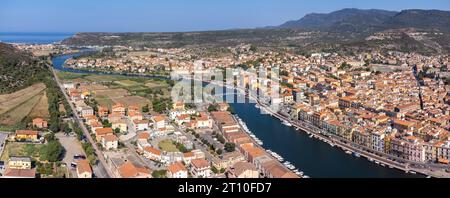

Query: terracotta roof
190,158,210,169
138,132,150,140
3,168,36,178
95,128,113,136
167,162,187,174
76,159,93,174
144,146,161,155
118,161,151,178
183,152,194,158
15,130,38,136
232,162,257,176
153,115,166,122
103,134,118,142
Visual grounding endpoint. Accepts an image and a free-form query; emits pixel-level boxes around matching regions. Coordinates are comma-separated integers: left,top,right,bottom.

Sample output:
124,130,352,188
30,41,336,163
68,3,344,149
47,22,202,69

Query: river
52,52,421,178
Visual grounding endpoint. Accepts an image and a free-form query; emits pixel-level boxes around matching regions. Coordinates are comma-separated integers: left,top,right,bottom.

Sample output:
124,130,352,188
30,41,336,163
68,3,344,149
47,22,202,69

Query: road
51,67,114,178
0,132,8,158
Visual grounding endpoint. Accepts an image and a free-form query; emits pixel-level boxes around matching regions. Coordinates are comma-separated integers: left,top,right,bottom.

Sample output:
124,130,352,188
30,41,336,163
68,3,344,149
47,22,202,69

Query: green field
158,139,179,152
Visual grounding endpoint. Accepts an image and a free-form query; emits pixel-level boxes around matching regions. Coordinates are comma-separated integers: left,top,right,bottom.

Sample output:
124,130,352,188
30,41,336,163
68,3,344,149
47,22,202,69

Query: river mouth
52,52,421,178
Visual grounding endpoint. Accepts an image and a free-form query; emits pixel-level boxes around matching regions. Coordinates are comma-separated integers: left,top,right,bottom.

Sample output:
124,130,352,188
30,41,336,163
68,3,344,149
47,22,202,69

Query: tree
216,149,223,155
207,104,218,112
224,142,235,152
114,128,121,134
142,104,149,113
62,122,71,135
40,140,64,162
211,166,219,174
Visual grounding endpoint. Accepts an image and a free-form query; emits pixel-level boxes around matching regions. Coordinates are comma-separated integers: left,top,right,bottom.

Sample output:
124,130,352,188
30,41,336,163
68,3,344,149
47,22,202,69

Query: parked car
71,162,77,168
74,154,86,160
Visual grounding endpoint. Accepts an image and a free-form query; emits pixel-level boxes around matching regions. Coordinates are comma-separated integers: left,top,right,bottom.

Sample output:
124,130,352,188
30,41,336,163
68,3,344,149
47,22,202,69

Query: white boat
375,161,380,165
282,120,292,127
368,158,374,162
309,134,314,138
302,175,310,178
345,151,352,155
255,104,260,109
410,171,417,174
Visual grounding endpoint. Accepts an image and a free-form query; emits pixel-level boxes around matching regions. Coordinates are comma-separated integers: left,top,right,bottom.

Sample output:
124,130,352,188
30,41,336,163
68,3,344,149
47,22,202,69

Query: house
152,115,167,129
143,146,162,161
133,120,149,131
128,111,143,121
190,158,211,178
195,113,212,129
15,130,38,142
172,102,185,111
7,157,32,169
80,106,94,117
32,118,48,129
167,162,188,178
95,128,113,142
118,161,152,178
112,103,126,116
2,168,36,178
76,159,93,178
98,106,109,117
175,114,191,125
127,105,140,114
111,119,128,133
229,162,259,178
102,134,119,150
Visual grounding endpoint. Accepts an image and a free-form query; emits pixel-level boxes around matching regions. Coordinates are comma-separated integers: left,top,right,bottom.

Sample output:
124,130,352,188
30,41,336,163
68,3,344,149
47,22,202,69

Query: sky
1,0,450,33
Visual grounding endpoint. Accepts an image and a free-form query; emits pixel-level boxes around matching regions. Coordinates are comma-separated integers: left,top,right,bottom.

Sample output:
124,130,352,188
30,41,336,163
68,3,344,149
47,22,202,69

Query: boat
282,120,292,127
345,151,352,155
352,152,361,158
255,104,260,109
375,161,380,165
409,171,417,174
388,166,393,169
380,163,386,167
426,176,432,178
302,175,310,178
309,134,314,138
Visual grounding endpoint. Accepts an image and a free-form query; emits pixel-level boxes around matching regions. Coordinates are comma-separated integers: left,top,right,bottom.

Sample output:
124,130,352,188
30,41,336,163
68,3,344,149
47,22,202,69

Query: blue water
0,32,73,44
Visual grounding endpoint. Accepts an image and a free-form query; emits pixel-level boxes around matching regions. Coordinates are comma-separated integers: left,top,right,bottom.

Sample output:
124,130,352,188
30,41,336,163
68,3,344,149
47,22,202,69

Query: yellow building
8,157,32,170
15,130,39,142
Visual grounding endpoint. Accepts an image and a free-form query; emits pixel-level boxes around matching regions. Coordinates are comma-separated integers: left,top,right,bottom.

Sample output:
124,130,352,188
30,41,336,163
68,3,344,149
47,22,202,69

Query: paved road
0,132,8,158
51,67,114,178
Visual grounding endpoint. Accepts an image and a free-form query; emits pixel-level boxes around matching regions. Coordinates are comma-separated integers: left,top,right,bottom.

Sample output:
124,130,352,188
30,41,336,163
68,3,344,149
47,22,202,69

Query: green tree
224,142,235,152
40,140,64,162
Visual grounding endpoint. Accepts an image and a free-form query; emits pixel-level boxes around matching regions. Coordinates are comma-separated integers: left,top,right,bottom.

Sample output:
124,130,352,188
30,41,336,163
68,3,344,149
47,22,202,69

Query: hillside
278,8,450,33
0,42,46,94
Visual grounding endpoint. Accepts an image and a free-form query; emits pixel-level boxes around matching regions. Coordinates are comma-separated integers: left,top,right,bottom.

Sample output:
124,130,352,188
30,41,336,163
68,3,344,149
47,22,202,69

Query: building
190,158,212,178
229,162,259,178
98,106,109,117
95,128,114,142
133,120,149,131
143,146,162,161
32,118,48,129
15,130,39,142
102,134,119,150
2,168,36,178
111,119,128,133
152,115,167,129
167,162,188,178
76,159,93,178
7,157,32,169
112,103,126,116
80,106,94,117
118,161,152,178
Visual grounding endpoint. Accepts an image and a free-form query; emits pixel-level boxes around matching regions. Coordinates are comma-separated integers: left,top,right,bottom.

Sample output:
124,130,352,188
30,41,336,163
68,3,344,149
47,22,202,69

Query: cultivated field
0,142,42,161
0,83,49,126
